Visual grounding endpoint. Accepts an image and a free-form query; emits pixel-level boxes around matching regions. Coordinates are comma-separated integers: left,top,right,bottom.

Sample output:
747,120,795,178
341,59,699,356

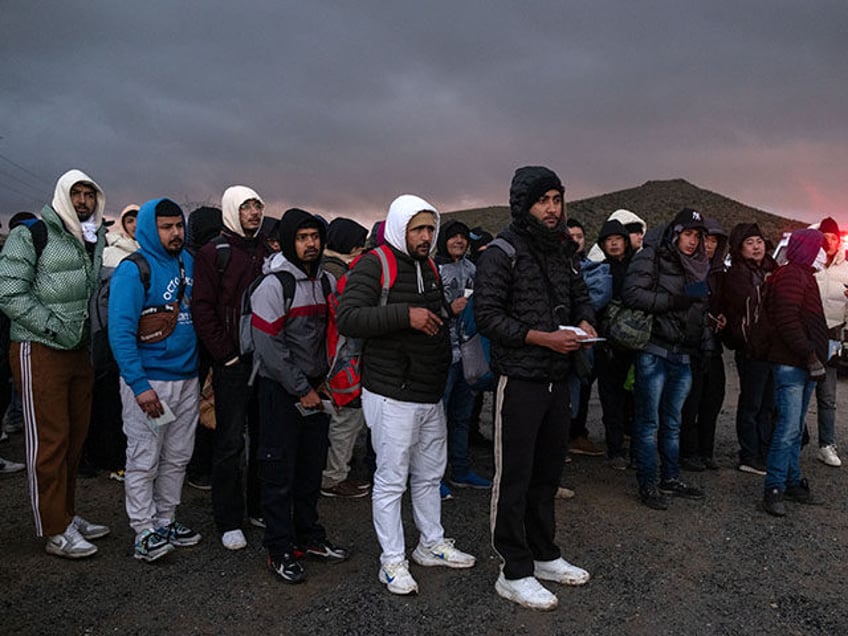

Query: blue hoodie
108,198,198,395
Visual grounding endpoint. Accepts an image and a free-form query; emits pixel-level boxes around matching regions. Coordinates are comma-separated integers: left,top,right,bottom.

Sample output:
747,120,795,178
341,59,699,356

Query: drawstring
415,261,424,293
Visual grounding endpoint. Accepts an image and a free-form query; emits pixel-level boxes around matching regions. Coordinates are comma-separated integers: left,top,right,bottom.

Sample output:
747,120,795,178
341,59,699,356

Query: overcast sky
2,1,846,229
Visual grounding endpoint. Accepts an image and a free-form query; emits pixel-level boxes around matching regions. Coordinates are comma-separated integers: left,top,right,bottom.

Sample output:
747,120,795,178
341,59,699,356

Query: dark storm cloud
1,1,846,227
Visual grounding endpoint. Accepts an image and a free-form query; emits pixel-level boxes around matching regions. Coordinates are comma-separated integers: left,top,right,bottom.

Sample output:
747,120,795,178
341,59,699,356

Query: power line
0,152,52,190
0,166,44,198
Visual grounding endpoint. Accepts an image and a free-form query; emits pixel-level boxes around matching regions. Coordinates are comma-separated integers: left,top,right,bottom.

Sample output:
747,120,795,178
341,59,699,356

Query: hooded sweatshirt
221,185,265,238
766,229,829,368
0,169,106,349
108,198,198,396
336,194,451,403
103,205,141,267
250,208,335,397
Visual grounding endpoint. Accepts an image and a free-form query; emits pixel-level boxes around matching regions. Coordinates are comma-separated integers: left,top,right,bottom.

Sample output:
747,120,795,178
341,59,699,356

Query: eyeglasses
239,200,264,212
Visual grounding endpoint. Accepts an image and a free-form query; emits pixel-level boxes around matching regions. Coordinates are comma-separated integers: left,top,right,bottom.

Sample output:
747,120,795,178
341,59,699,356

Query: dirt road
2,357,847,634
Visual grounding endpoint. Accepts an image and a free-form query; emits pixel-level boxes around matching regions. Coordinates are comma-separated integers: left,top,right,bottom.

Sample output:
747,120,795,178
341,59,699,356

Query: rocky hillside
443,178,807,246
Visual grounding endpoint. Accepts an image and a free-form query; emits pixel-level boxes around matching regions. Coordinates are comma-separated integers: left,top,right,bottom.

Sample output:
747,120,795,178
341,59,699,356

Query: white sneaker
495,573,557,611
555,487,575,499
221,529,247,550
534,557,591,586
378,560,418,595
817,444,842,467
0,457,24,473
73,515,110,540
45,522,98,559
411,538,476,569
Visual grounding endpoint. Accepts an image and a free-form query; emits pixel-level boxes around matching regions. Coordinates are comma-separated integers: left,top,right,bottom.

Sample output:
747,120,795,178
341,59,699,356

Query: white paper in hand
146,401,177,435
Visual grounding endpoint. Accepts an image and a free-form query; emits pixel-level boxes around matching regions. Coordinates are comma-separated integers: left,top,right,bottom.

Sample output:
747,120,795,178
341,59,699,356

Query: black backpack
91,252,152,371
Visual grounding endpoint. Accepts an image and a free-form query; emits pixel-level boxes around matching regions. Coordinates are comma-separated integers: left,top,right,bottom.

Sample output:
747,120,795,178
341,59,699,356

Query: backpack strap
372,245,394,307
124,251,152,292
210,235,231,275
487,237,516,268
271,271,296,315
20,218,48,261
319,272,333,302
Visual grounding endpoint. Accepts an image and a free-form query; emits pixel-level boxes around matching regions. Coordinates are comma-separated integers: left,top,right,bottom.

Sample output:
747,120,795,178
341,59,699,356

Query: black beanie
327,218,368,254
820,217,840,236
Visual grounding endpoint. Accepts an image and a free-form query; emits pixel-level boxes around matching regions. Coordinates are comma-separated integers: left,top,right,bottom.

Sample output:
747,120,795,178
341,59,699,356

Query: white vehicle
772,224,848,265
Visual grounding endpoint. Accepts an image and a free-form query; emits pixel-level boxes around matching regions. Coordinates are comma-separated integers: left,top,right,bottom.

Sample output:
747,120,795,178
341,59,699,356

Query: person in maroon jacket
762,229,829,516
191,185,269,550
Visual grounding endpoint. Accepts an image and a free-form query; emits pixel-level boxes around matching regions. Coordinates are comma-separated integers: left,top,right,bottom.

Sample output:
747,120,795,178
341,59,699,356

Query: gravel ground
2,356,847,635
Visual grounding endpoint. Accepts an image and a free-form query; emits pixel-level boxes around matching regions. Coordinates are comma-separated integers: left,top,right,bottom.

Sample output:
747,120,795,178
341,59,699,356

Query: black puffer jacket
621,225,706,355
336,196,450,404
719,223,777,354
474,166,595,381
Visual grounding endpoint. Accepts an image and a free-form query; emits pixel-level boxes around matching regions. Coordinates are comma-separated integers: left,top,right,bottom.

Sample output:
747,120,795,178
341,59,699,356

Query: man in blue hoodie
108,198,201,562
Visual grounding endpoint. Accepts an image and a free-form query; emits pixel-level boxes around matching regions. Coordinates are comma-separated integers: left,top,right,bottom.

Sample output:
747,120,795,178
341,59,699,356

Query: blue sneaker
449,471,492,490
440,482,454,500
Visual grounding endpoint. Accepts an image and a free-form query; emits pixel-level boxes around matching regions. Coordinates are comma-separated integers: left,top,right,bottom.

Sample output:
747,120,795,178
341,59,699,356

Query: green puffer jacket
0,205,105,350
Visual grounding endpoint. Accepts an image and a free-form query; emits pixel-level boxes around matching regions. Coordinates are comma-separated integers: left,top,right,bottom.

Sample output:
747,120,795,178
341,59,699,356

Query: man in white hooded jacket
337,195,476,596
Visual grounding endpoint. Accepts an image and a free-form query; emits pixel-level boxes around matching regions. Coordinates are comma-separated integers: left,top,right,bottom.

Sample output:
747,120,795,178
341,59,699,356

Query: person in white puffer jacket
812,216,848,467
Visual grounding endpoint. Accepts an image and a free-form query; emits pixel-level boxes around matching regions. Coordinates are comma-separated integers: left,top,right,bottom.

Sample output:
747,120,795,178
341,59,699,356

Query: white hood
221,185,264,237
51,169,105,243
383,194,440,256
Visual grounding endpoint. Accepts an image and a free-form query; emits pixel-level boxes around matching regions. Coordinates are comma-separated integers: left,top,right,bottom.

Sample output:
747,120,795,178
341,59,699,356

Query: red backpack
324,244,439,408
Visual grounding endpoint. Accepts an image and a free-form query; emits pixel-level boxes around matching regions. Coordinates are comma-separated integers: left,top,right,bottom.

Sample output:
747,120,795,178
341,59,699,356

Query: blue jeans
633,352,692,487
442,361,475,476
765,364,815,492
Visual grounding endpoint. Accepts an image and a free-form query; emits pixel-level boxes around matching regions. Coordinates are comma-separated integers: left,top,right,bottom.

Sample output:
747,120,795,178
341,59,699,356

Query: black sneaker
658,478,705,500
639,484,669,510
784,479,822,505
703,457,719,470
303,539,350,563
763,487,786,516
268,553,306,584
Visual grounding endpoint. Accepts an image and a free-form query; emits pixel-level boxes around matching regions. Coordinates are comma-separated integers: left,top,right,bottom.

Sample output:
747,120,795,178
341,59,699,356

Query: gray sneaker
45,523,98,559
73,515,110,540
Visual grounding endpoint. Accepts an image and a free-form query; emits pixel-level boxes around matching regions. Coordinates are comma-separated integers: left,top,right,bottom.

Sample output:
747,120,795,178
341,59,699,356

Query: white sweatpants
121,377,199,535
362,388,446,564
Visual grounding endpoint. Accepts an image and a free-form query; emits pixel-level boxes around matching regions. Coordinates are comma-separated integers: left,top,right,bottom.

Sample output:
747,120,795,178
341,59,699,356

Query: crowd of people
0,165,844,611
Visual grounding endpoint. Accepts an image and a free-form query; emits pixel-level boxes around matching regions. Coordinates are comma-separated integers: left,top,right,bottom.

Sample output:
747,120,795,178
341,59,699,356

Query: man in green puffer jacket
0,169,109,559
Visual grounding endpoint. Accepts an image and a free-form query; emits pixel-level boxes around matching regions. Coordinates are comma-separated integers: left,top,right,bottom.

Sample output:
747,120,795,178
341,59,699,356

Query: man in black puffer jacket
475,166,596,611
622,208,709,510
337,194,476,597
